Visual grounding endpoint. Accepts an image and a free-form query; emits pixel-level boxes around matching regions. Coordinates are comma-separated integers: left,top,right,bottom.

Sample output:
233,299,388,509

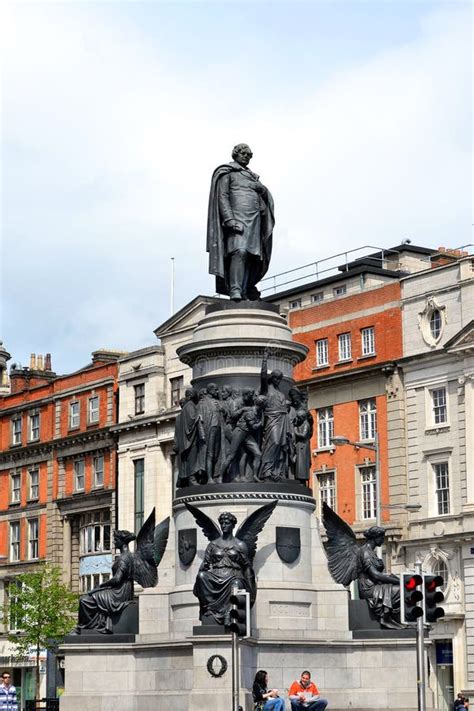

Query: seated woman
252,670,285,711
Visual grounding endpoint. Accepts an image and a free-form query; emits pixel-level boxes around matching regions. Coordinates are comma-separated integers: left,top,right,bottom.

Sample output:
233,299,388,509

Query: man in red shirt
288,670,328,711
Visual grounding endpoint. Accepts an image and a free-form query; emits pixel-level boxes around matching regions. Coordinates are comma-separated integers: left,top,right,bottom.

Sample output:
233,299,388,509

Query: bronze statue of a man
207,143,274,301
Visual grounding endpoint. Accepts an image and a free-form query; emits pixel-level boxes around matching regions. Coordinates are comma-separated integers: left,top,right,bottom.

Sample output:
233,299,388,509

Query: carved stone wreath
207,654,228,678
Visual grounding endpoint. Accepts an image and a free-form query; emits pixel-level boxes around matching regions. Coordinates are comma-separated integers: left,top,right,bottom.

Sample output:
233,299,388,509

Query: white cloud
1,2,471,370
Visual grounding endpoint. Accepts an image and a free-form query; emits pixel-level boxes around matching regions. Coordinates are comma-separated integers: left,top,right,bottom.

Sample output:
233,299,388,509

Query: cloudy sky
1,0,471,373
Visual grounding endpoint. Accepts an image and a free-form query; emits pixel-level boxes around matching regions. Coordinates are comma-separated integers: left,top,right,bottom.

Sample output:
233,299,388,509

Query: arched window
431,559,449,591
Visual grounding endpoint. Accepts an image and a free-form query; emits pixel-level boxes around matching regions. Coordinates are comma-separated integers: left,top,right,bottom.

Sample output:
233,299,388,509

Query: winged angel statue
322,502,403,629
185,500,277,625
74,508,170,634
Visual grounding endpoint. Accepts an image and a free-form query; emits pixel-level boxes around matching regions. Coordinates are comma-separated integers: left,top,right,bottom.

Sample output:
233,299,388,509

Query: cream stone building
396,252,474,708
114,296,219,531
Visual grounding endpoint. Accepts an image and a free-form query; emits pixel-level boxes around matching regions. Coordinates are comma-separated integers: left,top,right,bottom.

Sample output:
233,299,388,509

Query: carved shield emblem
276,526,300,564
178,528,197,567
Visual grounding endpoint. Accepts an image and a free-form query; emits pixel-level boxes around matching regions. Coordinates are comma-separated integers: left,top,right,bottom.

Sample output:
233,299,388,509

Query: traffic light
400,573,424,623
228,589,250,638
424,575,445,623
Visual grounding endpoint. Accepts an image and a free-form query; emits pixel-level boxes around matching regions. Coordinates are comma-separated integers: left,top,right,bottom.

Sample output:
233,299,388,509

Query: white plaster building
396,252,474,708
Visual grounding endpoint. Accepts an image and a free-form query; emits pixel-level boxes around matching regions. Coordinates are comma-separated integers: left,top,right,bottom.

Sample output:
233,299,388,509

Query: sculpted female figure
186,501,277,626
73,510,169,634
322,502,402,629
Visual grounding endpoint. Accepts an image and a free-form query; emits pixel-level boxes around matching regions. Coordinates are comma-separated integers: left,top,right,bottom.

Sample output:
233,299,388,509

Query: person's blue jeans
291,699,328,711
263,698,285,711
291,698,328,711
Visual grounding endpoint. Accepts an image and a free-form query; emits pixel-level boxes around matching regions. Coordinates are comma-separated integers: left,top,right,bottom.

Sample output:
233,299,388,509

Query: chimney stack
45,353,52,371
30,353,37,369
37,355,44,370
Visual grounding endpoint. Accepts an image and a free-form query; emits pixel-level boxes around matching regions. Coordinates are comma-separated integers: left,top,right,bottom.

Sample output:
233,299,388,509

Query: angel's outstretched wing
321,501,359,586
235,500,278,560
133,509,170,588
185,502,220,541
154,516,170,566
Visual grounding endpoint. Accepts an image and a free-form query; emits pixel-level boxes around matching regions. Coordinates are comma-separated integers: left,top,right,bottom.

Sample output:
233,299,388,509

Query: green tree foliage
3,563,78,699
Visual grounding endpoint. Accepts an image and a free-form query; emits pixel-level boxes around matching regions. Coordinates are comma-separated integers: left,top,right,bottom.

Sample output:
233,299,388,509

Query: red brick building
266,244,437,538
0,349,122,697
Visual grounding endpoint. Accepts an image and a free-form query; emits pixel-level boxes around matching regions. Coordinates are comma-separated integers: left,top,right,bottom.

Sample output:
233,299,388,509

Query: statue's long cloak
206,162,274,296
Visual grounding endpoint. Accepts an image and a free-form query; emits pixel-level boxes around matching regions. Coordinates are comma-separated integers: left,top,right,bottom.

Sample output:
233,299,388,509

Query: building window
361,327,375,356
333,285,346,297
29,468,39,500
430,310,442,340
317,407,334,448
12,417,22,446
6,581,23,631
69,401,80,429
318,472,336,511
80,572,110,593
28,518,39,560
338,333,351,361
10,472,21,504
88,396,99,424
10,522,20,562
134,458,145,532
431,559,449,591
134,384,145,415
29,413,40,441
74,459,85,491
431,387,447,425
93,455,104,487
170,376,184,408
433,462,450,515
289,298,302,310
79,510,111,555
316,338,329,367
359,398,377,441
360,466,376,520
311,292,324,303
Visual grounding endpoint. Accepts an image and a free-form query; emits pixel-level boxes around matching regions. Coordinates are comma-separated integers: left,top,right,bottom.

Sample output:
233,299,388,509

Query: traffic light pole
415,560,426,711
231,585,240,711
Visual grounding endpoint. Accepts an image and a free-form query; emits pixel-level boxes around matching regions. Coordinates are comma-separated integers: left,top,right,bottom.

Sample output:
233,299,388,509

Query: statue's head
218,511,237,532
198,388,207,400
269,369,283,387
288,387,302,406
241,387,255,405
364,526,385,545
221,384,232,400
113,530,136,548
207,382,219,399
232,143,253,167
185,386,198,403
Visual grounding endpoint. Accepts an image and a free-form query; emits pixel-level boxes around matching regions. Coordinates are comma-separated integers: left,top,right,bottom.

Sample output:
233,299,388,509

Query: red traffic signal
400,573,424,623
424,575,445,623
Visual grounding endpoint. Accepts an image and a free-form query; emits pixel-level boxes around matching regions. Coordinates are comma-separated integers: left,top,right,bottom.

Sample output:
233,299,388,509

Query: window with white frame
29,412,40,441
430,387,447,425
431,559,449,591
359,398,377,441
289,298,302,310
360,466,377,520
311,292,324,303
79,510,111,555
316,338,329,367
170,376,184,408
28,518,39,560
29,468,39,500
430,310,442,340
88,396,99,424
6,580,23,631
10,522,20,562
80,572,110,593
74,459,85,491
333,285,346,297
134,458,145,532
69,401,80,429
433,462,450,515
12,417,22,445
318,471,336,511
134,384,145,415
317,407,334,448
93,455,104,487
361,327,375,356
338,333,351,361
10,471,21,504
